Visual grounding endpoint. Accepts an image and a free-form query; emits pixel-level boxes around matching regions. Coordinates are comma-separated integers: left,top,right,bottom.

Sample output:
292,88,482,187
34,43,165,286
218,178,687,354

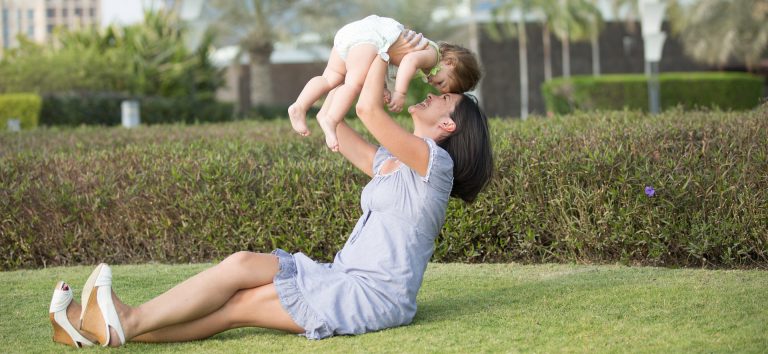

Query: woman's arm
355,57,430,176
337,121,377,177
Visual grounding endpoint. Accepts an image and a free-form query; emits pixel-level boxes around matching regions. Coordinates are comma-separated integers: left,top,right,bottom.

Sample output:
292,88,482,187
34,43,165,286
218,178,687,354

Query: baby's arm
388,47,439,112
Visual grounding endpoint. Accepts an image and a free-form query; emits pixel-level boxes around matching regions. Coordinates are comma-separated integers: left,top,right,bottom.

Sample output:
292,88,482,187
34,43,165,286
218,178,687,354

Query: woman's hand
388,29,428,63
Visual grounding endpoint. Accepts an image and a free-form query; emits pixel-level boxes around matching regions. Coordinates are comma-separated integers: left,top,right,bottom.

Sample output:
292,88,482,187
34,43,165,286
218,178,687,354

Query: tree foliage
0,10,223,100
673,0,768,70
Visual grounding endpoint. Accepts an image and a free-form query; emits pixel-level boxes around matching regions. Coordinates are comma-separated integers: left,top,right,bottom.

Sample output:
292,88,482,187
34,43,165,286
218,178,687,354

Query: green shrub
0,93,42,130
542,72,765,114
40,93,234,126
1,105,766,270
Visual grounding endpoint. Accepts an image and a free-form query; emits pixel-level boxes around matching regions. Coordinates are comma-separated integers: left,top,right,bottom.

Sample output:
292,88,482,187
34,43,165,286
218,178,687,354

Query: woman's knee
219,251,258,270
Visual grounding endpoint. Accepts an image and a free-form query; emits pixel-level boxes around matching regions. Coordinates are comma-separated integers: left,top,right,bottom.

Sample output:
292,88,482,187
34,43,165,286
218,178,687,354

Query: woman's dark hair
438,94,493,203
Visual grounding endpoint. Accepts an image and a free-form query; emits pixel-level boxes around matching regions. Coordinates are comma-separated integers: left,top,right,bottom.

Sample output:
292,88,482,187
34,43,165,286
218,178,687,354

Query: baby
288,15,481,151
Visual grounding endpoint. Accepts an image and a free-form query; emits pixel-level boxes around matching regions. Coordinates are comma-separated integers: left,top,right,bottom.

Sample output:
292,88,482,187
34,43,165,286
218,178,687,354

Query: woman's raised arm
354,57,430,176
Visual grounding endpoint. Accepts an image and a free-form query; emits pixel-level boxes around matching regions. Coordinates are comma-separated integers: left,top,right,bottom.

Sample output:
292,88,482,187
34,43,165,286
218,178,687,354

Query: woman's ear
439,118,456,134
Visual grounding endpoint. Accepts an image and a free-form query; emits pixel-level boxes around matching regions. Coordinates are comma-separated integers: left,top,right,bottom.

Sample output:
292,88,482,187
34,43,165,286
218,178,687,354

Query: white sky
100,0,164,28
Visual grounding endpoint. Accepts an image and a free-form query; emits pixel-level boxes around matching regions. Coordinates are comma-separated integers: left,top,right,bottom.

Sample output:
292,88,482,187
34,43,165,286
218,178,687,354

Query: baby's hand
388,91,406,112
383,88,392,104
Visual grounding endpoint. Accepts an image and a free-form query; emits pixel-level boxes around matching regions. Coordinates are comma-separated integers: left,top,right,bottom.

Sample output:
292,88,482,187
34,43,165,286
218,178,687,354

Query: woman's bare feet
64,301,99,344
288,103,310,136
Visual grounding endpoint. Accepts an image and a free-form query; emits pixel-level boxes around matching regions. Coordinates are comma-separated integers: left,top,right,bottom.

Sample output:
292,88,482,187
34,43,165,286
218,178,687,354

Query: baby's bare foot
288,103,310,136
318,117,339,152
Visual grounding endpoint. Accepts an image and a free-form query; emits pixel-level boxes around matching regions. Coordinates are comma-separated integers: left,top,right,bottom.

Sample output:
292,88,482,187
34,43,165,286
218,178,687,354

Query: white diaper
333,15,404,62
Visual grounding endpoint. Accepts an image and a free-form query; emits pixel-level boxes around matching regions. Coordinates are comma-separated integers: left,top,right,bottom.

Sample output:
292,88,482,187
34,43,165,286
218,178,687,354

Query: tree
206,0,462,115
486,0,536,119
548,0,601,78
0,9,223,99
207,0,358,114
586,0,605,76
534,0,557,82
352,0,463,38
673,0,768,71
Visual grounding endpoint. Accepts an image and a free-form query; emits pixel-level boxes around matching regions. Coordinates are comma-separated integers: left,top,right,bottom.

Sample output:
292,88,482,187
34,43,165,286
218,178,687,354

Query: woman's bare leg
58,284,300,345
99,252,282,346
289,48,346,136
319,44,379,151
132,284,302,343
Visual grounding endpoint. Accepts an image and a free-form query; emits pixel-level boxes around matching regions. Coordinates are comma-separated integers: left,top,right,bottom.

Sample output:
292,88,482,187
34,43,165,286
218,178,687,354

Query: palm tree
548,0,601,78
207,0,352,113
587,0,604,76
206,0,459,115
486,0,535,119
354,0,463,38
674,0,768,71
534,0,557,82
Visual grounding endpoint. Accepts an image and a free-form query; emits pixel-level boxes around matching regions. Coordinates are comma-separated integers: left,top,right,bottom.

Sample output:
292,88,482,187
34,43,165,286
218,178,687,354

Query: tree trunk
237,61,251,116
543,24,552,82
591,31,600,76
562,31,571,78
248,49,274,108
518,18,528,120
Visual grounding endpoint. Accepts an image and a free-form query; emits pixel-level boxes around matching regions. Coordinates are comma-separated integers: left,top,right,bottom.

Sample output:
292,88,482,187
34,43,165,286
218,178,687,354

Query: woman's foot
49,281,97,347
317,116,340,152
288,103,310,136
80,264,127,347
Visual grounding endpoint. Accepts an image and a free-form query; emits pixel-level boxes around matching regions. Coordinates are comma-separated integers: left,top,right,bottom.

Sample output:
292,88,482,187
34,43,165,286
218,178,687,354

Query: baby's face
426,61,455,94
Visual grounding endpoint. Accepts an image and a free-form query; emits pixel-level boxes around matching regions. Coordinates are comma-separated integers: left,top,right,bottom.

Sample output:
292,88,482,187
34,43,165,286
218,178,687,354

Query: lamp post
639,0,666,115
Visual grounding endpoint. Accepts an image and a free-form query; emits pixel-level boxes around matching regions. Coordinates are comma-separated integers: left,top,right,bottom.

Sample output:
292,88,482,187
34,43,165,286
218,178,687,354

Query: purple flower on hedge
644,186,655,197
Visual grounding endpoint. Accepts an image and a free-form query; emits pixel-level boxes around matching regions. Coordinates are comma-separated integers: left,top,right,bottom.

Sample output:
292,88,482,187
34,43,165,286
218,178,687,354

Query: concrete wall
478,21,712,118
217,61,326,107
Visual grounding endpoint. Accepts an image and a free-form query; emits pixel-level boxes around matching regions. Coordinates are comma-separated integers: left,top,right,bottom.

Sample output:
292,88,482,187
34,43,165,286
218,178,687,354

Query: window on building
3,9,10,48
89,8,95,17
75,8,83,17
47,8,55,18
47,24,55,34
62,8,68,17
27,10,35,37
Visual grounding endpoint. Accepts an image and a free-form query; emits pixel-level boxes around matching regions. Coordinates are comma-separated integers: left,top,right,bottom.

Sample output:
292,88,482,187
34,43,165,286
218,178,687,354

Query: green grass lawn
1,263,766,353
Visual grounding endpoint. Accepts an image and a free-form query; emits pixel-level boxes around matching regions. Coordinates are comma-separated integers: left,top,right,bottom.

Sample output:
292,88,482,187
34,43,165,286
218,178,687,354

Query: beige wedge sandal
80,263,126,347
49,281,95,348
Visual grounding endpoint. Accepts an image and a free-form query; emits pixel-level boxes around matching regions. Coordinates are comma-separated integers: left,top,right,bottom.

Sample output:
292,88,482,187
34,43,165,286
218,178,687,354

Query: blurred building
0,0,101,57
173,0,764,117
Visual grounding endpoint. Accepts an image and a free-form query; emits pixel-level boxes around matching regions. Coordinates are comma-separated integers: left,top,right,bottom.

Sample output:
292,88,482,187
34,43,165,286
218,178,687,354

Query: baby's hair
439,42,481,94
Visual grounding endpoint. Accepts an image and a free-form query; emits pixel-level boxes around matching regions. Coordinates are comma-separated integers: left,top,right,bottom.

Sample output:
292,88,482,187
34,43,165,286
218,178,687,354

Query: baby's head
427,42,481,94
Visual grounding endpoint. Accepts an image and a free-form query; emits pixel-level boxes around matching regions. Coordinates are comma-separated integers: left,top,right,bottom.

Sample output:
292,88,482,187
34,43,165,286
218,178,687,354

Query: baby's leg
320,44,378,151
288,48,346,136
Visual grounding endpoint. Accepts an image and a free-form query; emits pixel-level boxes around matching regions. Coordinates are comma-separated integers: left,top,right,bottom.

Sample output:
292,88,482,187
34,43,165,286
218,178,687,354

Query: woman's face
408,93,461,122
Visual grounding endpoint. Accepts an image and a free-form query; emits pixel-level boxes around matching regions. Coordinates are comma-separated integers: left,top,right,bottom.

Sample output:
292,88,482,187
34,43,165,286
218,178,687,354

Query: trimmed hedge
40,93,234,126
542,72,765,114
0,93,42,130
1,105,766,270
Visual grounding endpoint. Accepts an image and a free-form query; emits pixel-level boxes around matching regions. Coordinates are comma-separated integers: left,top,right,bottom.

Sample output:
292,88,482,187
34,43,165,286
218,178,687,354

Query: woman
47,44,493,347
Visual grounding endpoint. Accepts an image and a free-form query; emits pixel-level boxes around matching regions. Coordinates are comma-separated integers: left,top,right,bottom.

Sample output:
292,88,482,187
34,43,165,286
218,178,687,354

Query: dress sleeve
372,146,389,175
421,138,453,193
